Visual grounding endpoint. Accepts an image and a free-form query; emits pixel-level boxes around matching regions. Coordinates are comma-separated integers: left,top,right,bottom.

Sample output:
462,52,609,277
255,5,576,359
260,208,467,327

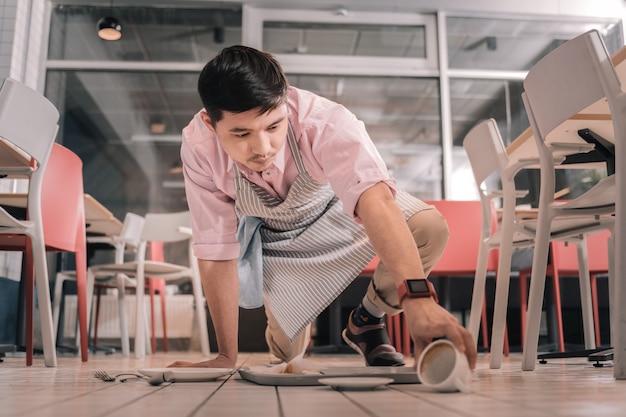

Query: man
170,45,476,369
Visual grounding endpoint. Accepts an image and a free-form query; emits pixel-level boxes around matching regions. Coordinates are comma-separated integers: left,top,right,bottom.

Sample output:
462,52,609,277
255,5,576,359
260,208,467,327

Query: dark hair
197,45,289,126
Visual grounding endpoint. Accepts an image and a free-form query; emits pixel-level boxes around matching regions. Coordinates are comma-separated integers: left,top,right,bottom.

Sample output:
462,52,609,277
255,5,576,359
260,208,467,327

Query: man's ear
200,111,216,133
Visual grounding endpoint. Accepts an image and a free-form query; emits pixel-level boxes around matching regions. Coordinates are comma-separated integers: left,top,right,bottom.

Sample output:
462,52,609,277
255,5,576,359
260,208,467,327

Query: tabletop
0,192,123,236
506,44,626,170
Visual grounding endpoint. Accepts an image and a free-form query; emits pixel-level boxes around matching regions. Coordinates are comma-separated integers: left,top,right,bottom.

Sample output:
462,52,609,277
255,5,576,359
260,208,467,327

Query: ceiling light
97,1,121,41
98,16,121,40
150,118,166,134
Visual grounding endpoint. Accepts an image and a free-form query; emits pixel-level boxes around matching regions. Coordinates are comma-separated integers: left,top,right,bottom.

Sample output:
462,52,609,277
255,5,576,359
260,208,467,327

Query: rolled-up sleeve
180,114,240,261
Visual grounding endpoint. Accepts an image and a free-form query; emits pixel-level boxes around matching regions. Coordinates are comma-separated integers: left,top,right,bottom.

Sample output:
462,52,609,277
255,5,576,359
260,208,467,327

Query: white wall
0,0,49,91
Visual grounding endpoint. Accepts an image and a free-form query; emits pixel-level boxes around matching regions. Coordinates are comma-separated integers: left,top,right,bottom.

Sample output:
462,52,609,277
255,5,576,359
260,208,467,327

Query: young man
171,45,476,369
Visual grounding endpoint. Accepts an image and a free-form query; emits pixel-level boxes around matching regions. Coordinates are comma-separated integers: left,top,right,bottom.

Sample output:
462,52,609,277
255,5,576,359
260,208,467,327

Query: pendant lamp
97,1,121,41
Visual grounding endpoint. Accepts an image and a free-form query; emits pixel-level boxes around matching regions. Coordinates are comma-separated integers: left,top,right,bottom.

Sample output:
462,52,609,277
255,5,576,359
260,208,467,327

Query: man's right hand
402,297,477,370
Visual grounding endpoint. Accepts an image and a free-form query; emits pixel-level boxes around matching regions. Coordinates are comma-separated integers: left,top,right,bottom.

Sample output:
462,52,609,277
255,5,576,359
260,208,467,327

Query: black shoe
342,310,405,366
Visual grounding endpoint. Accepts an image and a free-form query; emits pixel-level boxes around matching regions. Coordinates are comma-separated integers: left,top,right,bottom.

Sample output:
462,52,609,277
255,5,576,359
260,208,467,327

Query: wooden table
0,192,123,237
505,44,626,377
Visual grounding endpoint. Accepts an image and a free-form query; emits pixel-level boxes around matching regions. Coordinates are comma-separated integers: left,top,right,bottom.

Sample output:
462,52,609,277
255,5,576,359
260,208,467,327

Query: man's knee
407,208,449,275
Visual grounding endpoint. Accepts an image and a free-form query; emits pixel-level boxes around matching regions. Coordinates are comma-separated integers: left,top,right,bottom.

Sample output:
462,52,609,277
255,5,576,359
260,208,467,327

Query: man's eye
268,125,279,131
235,132,250,138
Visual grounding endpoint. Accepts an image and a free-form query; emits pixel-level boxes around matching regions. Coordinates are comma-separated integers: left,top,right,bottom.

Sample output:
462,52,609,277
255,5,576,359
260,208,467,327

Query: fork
94,370,116,382
94,370,147,383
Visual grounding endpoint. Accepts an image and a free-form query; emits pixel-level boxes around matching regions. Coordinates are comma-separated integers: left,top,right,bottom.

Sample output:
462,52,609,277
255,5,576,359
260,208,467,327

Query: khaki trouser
264,207,449,362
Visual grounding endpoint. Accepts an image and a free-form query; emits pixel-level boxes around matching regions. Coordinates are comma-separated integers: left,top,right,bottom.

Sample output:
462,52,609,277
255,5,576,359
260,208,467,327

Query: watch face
407,279,429,293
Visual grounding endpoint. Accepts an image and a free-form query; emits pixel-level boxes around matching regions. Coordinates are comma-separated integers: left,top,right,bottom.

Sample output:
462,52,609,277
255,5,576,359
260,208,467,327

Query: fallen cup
416,339,472,393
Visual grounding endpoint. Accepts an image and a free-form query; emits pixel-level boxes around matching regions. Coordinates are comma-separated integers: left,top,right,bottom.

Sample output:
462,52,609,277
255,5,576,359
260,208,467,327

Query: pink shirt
181,87,396,261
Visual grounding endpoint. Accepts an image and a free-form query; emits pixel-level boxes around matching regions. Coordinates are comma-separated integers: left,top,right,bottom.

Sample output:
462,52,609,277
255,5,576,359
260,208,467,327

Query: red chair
147,241,168,353
0,143,89,366
40,144,89,364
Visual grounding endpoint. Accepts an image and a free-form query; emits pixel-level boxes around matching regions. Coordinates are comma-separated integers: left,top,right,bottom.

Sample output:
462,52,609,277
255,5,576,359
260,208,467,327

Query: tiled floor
1,350,625,417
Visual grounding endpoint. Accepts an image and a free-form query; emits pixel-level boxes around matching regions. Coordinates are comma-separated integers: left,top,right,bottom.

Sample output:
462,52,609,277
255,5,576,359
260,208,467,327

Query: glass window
447,16,622,71
449,79,527,200
245,7,438,74
288,74,442,199
263,22,427,58
48,6,242,62
45,70,201,218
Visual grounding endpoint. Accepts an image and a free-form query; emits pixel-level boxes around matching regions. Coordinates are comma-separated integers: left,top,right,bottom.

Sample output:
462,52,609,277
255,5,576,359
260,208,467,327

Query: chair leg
147,278,169,353
503,325,510,357
480,297,489,351
149,280,157,354
549,266,565,352
392,314,402,353
93,287,103,348
116,276,130,357
401,313,411,356
519,270,529,347
574,241,596,350
24,237,57,367
159,282,168,352
25,248,34,367
590,274,601,346
52,273,66,343
74,250,89,362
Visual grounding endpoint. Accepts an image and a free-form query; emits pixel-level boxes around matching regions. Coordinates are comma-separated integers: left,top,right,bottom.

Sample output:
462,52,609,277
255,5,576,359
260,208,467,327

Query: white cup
416,339,472,393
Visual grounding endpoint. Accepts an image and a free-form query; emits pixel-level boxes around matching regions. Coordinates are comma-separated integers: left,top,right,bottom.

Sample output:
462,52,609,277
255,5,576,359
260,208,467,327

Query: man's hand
402,297,477,370
167,354,236,369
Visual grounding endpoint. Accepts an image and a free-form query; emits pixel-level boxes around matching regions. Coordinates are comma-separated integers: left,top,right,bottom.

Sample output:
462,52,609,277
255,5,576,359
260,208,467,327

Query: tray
238,366,419,386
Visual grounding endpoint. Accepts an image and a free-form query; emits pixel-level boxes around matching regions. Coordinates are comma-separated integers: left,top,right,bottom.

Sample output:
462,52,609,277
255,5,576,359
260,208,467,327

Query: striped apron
234,124,426,341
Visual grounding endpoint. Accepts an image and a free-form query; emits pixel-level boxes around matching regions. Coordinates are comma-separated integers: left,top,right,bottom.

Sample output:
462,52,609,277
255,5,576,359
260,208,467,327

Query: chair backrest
41,144,85,253
141,211,192,244
463,119,510,190
119,212,145,247
522,29,623,217
425,200,493,275
0,78,59,167
463,119,513,246
523,29,621,141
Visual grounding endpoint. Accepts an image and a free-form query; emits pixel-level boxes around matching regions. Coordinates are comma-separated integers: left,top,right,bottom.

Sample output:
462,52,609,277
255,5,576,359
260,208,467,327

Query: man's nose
251,133,271,156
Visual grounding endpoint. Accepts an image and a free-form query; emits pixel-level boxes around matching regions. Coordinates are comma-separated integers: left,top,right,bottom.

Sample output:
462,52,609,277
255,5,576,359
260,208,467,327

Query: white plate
318,377,394,391
138,368,234,382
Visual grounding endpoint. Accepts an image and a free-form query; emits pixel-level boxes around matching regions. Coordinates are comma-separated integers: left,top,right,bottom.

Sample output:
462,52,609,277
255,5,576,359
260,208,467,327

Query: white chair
463,119,536,362
464,118,611,369
0,78,59,367
52,212,145,357
521,29,618,370
88,211,210,358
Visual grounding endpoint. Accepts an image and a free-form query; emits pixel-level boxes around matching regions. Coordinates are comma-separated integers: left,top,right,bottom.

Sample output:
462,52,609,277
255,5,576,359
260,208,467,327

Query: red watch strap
397,279,438,305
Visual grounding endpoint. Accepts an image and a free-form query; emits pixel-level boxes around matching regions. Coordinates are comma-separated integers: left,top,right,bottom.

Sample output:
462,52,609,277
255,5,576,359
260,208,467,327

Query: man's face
202,105,289,172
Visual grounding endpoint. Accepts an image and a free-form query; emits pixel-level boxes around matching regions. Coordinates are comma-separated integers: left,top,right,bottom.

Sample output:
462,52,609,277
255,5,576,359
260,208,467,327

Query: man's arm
354,182,477,369
168,258,240,368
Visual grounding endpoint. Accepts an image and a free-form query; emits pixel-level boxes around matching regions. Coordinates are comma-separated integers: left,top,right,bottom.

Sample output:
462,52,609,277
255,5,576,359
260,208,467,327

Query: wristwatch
397,279,438,305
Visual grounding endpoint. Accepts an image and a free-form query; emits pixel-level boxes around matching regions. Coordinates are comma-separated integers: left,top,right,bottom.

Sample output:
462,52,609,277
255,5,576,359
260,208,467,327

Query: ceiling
44,4,623,212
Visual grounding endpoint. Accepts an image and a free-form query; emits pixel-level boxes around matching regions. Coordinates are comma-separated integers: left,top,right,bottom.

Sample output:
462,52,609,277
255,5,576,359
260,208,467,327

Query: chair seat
521,216,614,239
92,260,191,277
555,175,615,210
